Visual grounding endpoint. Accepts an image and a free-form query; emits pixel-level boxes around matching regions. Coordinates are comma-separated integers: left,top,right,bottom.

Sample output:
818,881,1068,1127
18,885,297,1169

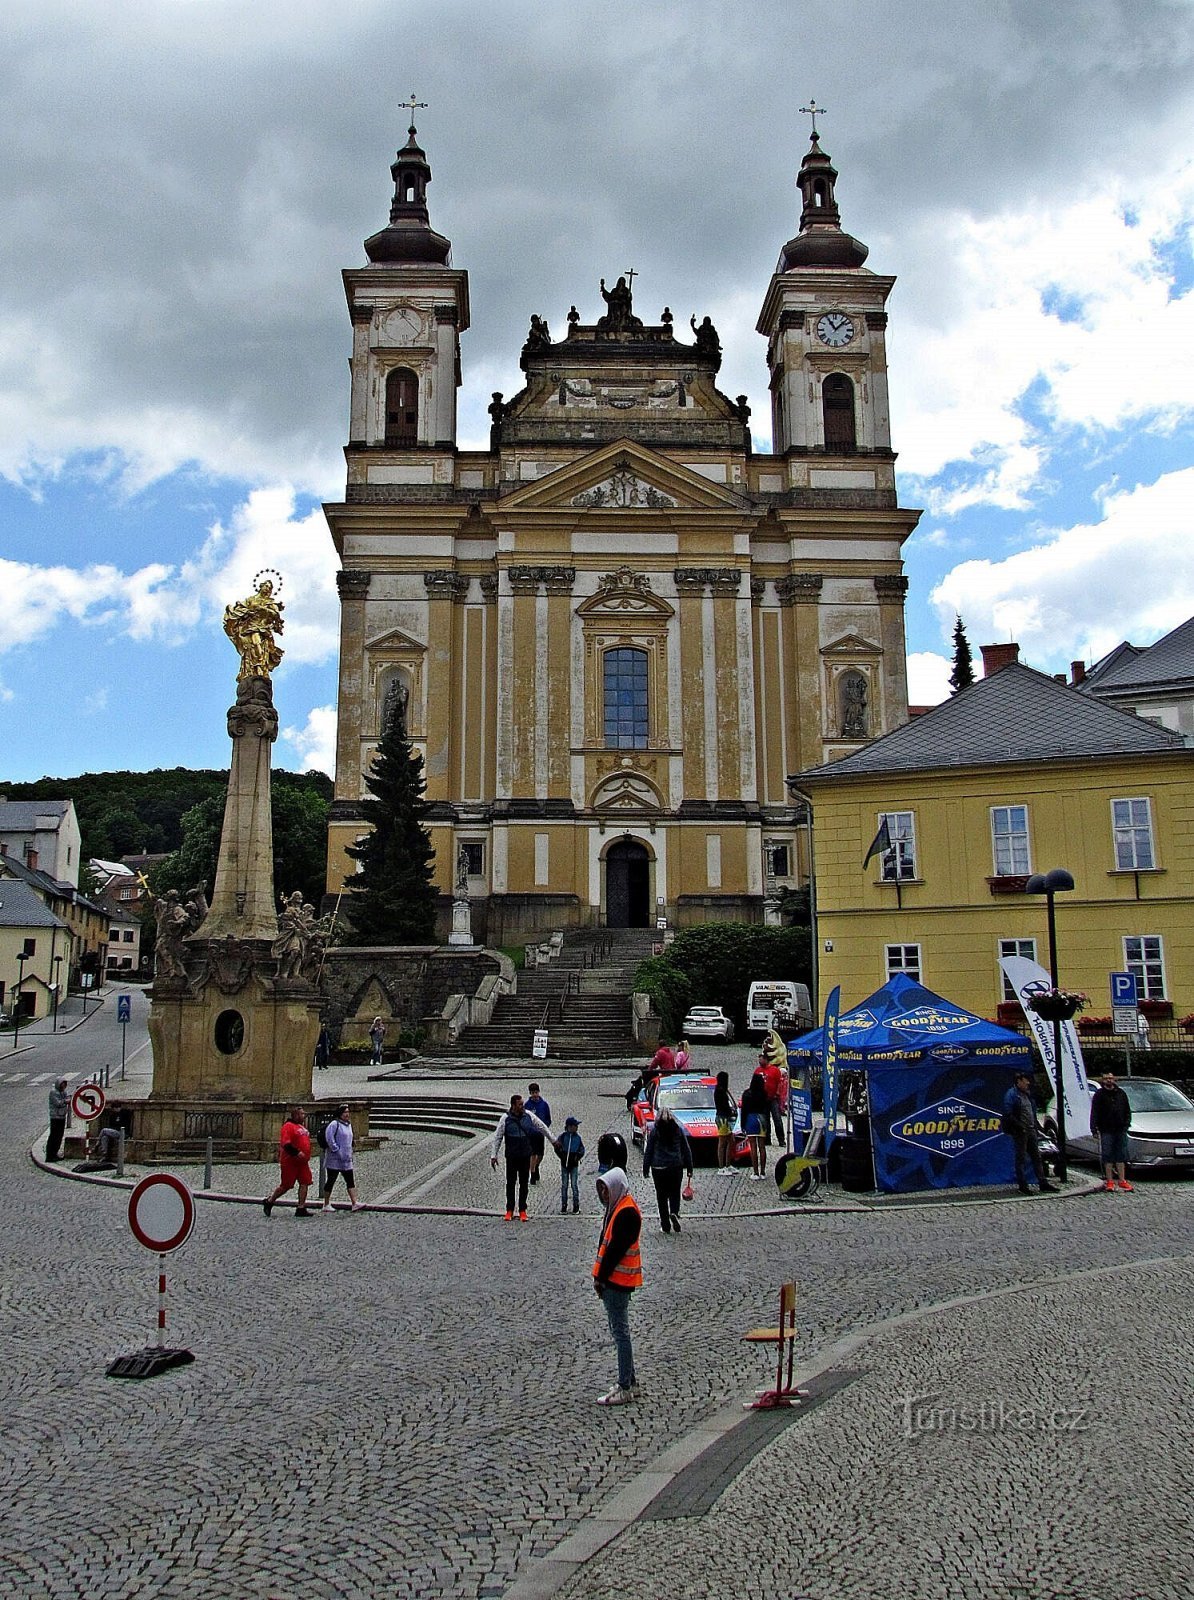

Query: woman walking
674,1038,692,1074
642,1107,694,1233
368,1017,385,1066
740,1069,771,1180
714,1070,738,1173
322,1105,364,1212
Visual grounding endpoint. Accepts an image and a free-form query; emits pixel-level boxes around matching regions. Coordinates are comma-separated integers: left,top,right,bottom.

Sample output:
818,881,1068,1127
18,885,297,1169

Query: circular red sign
127,1173,196,1254
71,1083,106,1121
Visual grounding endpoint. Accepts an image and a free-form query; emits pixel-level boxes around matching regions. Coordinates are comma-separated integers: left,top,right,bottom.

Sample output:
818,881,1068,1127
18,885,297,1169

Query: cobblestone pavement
4,1035,1192,1599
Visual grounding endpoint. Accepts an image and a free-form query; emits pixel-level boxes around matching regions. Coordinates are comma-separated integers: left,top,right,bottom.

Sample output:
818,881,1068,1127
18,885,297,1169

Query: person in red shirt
759,1054,786,1146
263,1107,314,1218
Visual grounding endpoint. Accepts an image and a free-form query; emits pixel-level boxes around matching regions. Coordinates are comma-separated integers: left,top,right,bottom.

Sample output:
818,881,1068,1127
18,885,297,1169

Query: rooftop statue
597,275,643,334
223,572,285,682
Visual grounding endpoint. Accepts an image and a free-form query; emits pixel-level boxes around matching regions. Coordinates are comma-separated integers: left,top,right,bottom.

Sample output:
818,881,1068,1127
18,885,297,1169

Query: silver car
1067,1077,1194,1171
681,1005,735,1043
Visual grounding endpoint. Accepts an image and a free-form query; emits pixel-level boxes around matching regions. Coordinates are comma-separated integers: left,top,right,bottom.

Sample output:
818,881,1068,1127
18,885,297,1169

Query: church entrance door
605,840,650,928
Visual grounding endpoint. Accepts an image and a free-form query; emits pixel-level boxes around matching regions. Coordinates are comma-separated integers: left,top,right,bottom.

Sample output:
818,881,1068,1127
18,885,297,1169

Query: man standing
1002,1070,1059,1195
592,1168,643,1406
45,1079,69,1162
525,1081,552,1186
1090,1072,1134,1192
263,1107,314,1218
490,1093,552,1221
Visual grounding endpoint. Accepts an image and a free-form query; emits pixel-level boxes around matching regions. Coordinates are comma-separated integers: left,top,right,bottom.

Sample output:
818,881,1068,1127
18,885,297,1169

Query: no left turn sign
71,1083,106,1121
127,1174,196,1255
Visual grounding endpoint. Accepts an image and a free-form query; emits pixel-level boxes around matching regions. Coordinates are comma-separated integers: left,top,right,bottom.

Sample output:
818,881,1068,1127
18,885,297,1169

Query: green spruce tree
343,706,438,944
949,614,976,693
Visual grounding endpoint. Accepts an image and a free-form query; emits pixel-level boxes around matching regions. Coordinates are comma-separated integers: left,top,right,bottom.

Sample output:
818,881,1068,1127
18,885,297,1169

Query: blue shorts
1099,1130,1129,1165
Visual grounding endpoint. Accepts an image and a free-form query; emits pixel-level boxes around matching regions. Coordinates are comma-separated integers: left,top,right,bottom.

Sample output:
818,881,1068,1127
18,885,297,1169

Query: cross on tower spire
402,91,428,132
799,99,827,137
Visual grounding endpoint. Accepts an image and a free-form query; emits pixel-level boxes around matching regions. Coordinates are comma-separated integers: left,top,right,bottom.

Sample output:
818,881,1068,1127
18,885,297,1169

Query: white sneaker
351,1203,364,1212
321,1205,333,1214
597,1385,635,1406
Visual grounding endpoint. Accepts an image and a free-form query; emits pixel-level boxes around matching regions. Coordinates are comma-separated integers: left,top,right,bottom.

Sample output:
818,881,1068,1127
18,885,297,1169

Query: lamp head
1026,868,1074,895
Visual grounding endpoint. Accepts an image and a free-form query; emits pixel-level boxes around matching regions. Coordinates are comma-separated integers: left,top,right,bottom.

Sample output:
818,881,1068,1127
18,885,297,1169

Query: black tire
774,1152,812,1199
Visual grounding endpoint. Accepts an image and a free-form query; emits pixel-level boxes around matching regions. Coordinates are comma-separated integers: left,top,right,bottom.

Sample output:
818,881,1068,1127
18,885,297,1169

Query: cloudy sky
2,0,1192,781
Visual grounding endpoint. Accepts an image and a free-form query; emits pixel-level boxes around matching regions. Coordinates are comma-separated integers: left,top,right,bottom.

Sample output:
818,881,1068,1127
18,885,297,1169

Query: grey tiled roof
0,878,69,929
0,799,72,829
1080,641,1142,688
795,661,1186,782
1085,615,1194,691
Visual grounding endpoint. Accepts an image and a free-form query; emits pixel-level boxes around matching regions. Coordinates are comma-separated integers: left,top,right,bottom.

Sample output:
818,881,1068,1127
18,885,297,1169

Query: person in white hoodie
322,1105,364,1213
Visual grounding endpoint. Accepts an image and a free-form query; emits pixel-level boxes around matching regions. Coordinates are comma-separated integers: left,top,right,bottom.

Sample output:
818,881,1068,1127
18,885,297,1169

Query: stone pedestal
447,898,474,946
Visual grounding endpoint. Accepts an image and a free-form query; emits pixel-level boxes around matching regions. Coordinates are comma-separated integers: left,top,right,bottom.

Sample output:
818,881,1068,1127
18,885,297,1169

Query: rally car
630,1073,753,1165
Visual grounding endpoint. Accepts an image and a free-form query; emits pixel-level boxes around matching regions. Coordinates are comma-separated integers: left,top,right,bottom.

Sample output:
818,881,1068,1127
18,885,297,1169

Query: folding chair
741,1281,802,1409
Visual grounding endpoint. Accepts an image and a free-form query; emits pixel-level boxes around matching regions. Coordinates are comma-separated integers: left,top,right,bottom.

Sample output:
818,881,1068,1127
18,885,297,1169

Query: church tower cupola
364,117,452,265
779,131,869,271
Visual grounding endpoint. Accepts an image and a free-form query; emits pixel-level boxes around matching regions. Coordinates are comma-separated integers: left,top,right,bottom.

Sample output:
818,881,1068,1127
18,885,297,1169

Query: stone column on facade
348,301,373,444
874,573,910,728
334,570,371,801
433,305,459,444
777,572,825,771
864,312,892,450
423,570,468,802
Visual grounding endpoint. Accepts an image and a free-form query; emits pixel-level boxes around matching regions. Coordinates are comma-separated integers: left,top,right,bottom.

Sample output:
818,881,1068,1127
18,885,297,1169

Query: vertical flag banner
862,816,892,869
999,954,1091,1126
821,985,841,1152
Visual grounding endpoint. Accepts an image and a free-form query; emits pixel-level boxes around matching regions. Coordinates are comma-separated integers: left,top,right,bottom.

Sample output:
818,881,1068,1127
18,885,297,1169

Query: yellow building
793,650,1194,1025
324,123,920,941
0,877,72,1023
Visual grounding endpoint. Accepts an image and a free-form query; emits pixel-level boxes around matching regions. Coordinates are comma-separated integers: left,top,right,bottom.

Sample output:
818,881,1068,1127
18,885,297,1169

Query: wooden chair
741,1281,802,1409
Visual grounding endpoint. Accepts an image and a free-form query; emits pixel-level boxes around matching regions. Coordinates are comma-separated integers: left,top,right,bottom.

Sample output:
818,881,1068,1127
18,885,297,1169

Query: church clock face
816,311,855,348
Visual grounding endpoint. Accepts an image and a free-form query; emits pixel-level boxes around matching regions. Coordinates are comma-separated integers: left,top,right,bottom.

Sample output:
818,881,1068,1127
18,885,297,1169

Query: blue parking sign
1110,971,1137,1008
117,994,132,1023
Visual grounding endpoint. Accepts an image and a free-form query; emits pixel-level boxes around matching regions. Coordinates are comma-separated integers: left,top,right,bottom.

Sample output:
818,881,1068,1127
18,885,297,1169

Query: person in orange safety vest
592,1167,643,1406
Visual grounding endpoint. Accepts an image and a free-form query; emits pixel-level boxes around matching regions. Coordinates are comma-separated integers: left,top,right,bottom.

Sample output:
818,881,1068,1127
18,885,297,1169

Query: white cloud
281,704,337,777
0,486,339,666
929,466,1194,669
906,652,953,707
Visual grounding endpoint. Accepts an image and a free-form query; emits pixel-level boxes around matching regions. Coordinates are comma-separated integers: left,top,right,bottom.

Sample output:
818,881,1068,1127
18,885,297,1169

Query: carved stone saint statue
841,672,869,739
223,577,285,682
272,889,313,981
598,276,641,333
690,314,721,358
153,890,190,980
455,845,469,898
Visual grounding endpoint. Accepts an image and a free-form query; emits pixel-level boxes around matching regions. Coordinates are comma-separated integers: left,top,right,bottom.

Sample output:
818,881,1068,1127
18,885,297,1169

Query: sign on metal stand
532,1028,549,1060
107,1174,197,1380
117,992,131,1077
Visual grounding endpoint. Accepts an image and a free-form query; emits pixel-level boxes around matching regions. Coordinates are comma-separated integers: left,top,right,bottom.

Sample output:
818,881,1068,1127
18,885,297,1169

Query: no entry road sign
71,1083,106,1121
127,1173,196,1255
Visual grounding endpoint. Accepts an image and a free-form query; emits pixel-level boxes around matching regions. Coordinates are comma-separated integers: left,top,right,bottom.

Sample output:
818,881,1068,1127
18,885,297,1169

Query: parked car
681,1005,735,1042
1063,1077,1194,1172
630,1073,752,1164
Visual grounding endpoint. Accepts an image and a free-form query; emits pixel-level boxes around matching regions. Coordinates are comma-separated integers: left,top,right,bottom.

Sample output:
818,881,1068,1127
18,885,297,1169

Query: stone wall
320,945,506,1044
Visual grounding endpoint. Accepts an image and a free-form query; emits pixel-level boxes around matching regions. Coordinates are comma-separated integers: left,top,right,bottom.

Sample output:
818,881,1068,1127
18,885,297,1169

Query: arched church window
385,367,419,445
822,372,856,450
603,647,648,749
839,670,869,739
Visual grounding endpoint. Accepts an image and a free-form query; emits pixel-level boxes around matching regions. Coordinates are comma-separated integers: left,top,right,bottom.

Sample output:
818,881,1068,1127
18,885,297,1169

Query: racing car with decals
630,1072,754,1165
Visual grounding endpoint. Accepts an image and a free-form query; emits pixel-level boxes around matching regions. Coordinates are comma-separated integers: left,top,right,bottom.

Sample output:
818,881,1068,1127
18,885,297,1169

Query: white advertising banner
999,955,1091,1131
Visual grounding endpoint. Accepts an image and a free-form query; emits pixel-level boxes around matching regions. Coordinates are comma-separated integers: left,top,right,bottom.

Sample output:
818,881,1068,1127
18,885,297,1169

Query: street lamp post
12,950,28,1052
1026,868,1076,1183
52,953,63,1032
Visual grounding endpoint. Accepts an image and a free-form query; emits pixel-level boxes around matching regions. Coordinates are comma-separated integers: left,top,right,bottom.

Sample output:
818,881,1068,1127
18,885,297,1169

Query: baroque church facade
323,121,920,941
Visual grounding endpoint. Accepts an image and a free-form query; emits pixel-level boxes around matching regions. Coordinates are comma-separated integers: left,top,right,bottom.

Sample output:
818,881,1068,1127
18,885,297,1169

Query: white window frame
1111,798,1155,871
885,943,921,983
880,811,917,881
991,804,1030,876
998,937,1037,1001
765,841,791,879
461,841,486,877
1124,935,1165,1000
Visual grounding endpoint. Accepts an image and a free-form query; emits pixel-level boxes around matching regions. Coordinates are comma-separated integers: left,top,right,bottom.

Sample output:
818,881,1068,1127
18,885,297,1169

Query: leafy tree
632,956,692,1041
949,615,975,693
635,920,812,1036
342,710,437,945
151,785,330,910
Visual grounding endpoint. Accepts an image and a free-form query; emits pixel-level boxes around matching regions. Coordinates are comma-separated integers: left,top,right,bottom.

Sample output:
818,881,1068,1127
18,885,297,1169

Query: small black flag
863,815,892,869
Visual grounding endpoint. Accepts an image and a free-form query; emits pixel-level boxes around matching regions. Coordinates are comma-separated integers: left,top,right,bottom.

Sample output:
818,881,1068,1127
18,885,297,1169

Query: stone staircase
433,928,658,1060
366,1094,507,1138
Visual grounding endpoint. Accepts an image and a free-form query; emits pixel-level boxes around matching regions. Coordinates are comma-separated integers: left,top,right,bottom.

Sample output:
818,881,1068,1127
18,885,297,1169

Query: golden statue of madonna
223,571,285,681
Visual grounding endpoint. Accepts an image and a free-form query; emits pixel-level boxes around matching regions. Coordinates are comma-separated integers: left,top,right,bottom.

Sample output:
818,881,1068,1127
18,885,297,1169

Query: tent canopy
788,973,1033,1070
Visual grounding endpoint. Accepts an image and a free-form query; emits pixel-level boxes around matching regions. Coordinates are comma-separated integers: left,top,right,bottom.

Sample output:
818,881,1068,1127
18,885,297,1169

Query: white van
746,980,812,1038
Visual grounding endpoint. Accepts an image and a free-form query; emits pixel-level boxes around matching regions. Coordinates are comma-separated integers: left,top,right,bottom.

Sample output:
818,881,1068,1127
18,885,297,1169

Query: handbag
682,1179,694,1202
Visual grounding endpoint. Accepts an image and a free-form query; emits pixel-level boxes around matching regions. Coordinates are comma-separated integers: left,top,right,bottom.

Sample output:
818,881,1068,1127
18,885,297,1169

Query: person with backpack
555,1115,586,1214
263,1107,314,1218
490,1093,552,1221
321,1105,364,1212
642,1107,694,1234
714,1070,738,1173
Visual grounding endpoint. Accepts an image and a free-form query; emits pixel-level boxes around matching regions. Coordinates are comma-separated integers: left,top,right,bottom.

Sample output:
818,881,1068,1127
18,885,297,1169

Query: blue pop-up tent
788,974,1033,1193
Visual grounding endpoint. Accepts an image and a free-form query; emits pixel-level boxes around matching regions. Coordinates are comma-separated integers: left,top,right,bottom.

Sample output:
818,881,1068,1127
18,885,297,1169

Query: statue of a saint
272,889,313,981
841,672,869,739
223,577,285,682
598,277,641,333
690,314,721,358
525,314,552,350
153,890,190,980
455,845,470,898
383,675,409,737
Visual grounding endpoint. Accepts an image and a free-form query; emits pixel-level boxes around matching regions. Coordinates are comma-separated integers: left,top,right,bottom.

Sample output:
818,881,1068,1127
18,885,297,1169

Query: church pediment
821,631,882,657
365,627,426,656
498,441,747,512
576,567,675,618
591,771,663,813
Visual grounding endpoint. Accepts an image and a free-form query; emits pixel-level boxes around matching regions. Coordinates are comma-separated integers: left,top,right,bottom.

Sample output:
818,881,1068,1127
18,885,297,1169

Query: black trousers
505,1156,531,1212
1011,1131,1044,1189
45,1119,66,1161
651,1167,683,1226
